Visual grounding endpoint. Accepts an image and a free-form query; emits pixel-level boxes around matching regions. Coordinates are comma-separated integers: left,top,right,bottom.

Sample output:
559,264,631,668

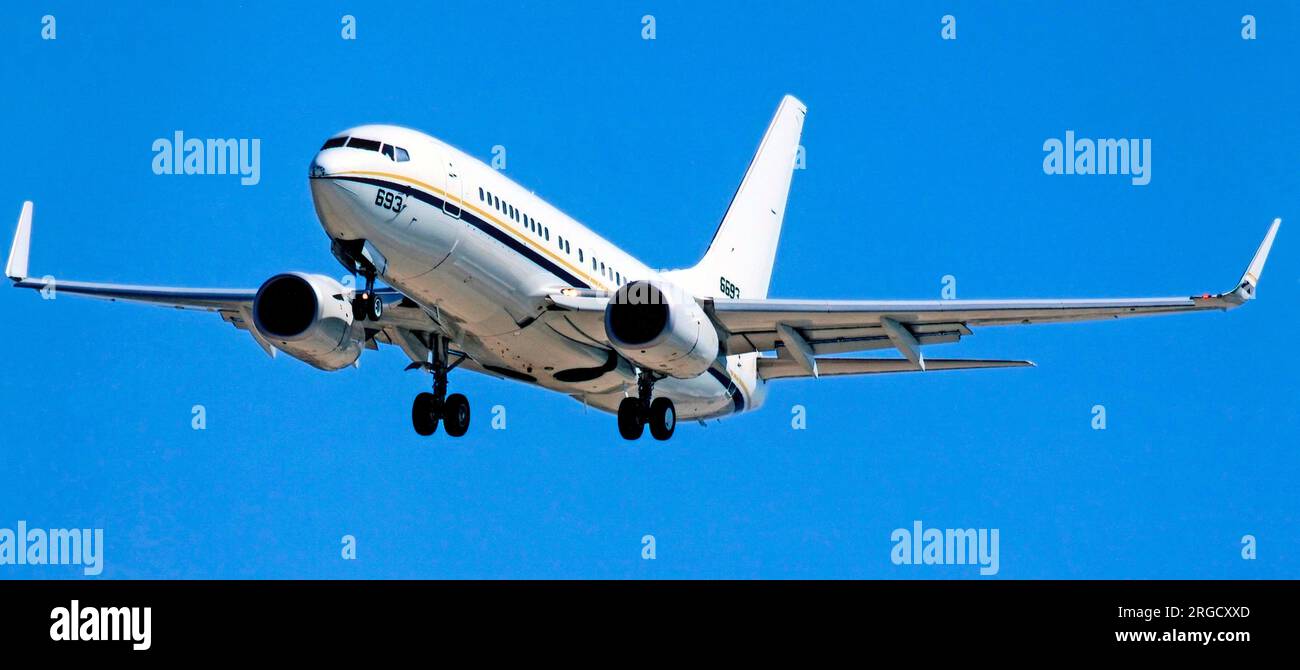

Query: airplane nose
309,149,348,179
309,148,372,240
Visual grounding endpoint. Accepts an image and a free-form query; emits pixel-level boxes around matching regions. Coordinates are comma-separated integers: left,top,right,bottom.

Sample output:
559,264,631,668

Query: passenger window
544,227,549,241
578,249,584,262
479,187,485,201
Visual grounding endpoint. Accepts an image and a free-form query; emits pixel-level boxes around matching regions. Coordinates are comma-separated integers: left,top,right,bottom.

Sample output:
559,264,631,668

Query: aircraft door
443,161,463,219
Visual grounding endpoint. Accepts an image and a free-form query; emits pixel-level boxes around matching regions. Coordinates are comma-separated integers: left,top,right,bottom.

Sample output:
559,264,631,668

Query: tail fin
684,95,805,300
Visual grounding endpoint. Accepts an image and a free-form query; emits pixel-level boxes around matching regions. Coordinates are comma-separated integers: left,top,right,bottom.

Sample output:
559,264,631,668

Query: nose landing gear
332,239,384,322
352,268,383,322
410,334,470,438
617,370,675,441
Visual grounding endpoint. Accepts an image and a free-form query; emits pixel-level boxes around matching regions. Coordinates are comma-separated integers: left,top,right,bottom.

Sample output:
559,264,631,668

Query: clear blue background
0,1,1295,578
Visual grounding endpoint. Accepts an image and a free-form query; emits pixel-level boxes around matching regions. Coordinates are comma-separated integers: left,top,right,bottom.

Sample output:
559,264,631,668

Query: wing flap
757,357,1034,380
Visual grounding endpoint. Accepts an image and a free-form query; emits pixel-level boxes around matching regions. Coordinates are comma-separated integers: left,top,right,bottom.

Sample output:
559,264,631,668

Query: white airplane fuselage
308,124,766,420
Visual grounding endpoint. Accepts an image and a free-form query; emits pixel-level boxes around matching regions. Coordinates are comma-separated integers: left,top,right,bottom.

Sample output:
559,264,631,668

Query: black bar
0,580,1287,657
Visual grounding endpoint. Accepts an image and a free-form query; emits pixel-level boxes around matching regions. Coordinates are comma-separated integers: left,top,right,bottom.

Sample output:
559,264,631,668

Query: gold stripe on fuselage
333,169,613,291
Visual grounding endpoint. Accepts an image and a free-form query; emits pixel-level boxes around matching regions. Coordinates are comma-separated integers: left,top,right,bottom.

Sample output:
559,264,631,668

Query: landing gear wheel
617,397,645,441
442,393,470,437
368,294,383,321
648,397,676,441
412,392,439,436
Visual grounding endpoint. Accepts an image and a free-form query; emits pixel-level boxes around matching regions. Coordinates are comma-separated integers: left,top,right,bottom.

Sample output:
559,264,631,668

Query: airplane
5,95,1281,441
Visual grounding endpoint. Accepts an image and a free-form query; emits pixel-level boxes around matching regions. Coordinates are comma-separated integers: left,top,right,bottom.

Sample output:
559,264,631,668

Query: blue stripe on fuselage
706,366,746,414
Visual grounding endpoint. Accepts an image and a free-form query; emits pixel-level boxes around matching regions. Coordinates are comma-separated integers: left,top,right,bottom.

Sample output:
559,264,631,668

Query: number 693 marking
374,188,406,213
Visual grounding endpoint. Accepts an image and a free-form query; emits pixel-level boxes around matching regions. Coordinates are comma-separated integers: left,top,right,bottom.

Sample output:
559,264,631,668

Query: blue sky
0,1,1296,578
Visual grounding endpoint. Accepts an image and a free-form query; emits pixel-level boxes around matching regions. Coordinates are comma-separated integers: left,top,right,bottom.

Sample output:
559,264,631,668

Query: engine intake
253,272,362,371
604,280,719,379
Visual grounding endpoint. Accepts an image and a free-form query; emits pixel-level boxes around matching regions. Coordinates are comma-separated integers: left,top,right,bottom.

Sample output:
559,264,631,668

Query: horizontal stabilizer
758,357,1034,381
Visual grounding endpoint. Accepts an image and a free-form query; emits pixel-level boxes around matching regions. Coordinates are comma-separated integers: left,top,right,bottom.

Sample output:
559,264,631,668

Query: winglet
6,201,32,281
1229,218,1280,302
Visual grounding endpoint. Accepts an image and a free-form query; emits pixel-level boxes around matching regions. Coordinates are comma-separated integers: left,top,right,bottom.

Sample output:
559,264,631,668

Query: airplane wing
548,219,1279,377
6,201,441,361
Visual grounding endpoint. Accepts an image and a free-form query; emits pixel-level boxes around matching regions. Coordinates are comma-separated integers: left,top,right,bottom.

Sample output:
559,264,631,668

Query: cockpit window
346,137,382,152
379,143,411,162
334,136,411,161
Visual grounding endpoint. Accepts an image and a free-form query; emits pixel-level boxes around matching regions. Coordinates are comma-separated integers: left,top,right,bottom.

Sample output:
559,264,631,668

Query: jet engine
252,272,363,371
604,280,720,379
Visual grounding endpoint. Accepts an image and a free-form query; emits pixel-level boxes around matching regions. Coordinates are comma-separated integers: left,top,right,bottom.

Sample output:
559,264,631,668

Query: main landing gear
411,335,470,438
617,370,675,441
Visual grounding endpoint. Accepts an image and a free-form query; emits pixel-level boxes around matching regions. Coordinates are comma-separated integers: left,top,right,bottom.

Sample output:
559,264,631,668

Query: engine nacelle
253,272,362,371
604,280,720,379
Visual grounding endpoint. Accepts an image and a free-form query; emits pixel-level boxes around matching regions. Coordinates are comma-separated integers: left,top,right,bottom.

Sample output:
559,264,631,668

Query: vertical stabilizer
682,96,805,300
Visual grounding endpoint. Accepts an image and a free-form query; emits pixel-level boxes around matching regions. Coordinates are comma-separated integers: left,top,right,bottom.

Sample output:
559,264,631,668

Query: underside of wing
711,219,1279,362
713,294,1230,356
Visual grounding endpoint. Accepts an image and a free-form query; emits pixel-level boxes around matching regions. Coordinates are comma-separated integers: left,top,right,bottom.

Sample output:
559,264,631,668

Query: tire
353,294,371,321
442,393,470,437
412,392,438,436
648,397,675,441
370,294,384,321
617,397,644,440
